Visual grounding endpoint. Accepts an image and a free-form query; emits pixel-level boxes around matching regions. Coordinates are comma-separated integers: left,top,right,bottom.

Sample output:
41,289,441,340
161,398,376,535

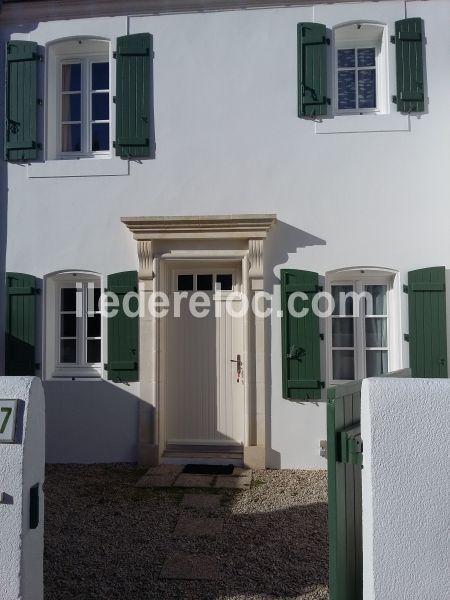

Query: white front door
166,266,245,446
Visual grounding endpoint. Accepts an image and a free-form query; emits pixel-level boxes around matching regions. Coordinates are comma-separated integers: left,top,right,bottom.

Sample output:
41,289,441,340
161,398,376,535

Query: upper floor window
334,23,386,115
48,38,111,160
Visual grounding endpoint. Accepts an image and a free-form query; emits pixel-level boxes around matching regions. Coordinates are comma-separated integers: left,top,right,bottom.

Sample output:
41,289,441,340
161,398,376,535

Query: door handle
230,355,242,382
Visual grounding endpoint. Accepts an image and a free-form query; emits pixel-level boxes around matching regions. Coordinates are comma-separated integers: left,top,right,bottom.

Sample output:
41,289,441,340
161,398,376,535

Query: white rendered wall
361,378,450,600
1,1,450,466
0,377,45,600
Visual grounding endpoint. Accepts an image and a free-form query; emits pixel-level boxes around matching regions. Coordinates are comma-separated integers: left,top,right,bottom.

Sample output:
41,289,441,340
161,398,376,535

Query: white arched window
47,38,111,159
333,23,387,115
44,271,102,379
325,267,401,384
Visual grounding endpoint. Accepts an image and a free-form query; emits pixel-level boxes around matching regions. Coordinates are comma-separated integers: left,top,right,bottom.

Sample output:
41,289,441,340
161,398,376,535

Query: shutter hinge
104,363,108,370
113,51,117,59
320,333,324,341
112,141,116,148
403,284,409,294
37,99,43,106
404,334,410,342
392,95,398,104
320,381,325,389
35,363,41,370
390,35,396,44
113,96,117,104
324,37,330,45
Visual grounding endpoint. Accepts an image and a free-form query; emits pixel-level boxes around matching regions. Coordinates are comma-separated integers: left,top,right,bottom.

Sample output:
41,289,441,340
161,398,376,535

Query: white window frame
44,272,103,380
333,23,387,117
58,53,111,158
326,268,400,386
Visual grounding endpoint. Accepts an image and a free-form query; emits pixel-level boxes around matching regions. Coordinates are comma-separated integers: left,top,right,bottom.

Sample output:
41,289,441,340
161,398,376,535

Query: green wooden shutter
5,41,39,162
5,272,37,375
114,33,152,158
106,271,139,382
394,18,425,113
281,269,322,400
408,266,448,377
298,23,329,118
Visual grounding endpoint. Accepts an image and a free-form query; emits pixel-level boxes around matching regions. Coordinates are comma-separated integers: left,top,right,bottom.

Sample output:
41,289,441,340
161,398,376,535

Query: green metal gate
327,369,411,600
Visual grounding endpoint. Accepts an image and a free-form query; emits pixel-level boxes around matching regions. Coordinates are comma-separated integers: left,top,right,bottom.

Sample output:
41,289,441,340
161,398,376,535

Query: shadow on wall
264,220,327,469
44,380,142,463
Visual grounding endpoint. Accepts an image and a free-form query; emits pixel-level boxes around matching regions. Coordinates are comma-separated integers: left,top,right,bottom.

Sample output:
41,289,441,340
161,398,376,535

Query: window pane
332,318,354,348
197,274,213,291
61,94,81,122
91,62,109,90
357,47,376,67
178,275,194,291
358,69,376,109
366,350,388,377
61,288,77,311
62,124,81,152
365,318,387,347
338,70,356,110
91,123,109,151
91,93,109,121
216,274,232,291
61,314,77,337
62,63,81,92
333,350,355,380
338,49,355,68
365,285,387,315
60,339,76,363
93,288,101,311
332,285,354,315
87,339,101,364
87,314,101,338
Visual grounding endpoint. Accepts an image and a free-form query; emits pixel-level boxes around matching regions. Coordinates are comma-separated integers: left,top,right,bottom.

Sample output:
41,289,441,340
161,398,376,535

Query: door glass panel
216,274,232,291
178,274,194,291
91,93,109,120
365,285,387,315
333,350,355,380
366,350,388,377
332,285,354,315
61,94,81,121
338,49,355,68
365,318,387,347
61,314,77,337
87,339,101,363
61,288,77,311
338,70,356,110
332,318,354,347
358,69,376,109
357,48,376,67
197,274,213,291
60,339,76,363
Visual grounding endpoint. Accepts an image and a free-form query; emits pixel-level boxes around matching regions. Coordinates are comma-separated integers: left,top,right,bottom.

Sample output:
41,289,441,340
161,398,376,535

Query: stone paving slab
181,493,221,511
136,474,177,488
174,516,224,537
160,553,220,580
214,476,251,489
175,474,214,488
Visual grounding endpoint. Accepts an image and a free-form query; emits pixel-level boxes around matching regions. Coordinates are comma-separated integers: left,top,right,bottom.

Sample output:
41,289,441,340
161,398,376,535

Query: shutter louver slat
407,267,448,377
5,272,37,375
5,41,39,162
297,22,328,118
394,18,425,113
281,269,322,400
106,271,139,382
115,33,152,158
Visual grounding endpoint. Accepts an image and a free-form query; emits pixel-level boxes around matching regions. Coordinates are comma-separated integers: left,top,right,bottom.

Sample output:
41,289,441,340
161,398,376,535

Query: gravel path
44,465,328,600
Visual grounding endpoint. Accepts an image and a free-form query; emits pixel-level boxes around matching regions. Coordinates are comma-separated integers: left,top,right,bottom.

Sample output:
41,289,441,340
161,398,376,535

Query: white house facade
0,0,449,468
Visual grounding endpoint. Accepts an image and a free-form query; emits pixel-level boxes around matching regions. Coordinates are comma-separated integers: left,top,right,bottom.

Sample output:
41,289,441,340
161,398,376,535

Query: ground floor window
327,269,396,384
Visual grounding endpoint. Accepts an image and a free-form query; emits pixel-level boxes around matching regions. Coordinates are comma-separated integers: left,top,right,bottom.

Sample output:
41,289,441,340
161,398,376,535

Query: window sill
27,157,129,178
51,366,102,379
315,112,410,134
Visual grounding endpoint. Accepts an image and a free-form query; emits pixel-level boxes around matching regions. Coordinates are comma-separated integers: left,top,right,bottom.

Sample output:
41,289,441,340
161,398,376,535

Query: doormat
182,464,234,475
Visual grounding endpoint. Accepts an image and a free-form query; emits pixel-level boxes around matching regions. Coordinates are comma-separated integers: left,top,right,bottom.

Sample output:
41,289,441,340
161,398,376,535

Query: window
44,272,102,379
47,39,111,160
176,273,234,292
327,269,397,384
334,23,386,115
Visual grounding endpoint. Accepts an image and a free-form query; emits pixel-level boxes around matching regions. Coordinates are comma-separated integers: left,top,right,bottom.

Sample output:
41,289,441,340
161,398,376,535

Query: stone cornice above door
121,214,276,240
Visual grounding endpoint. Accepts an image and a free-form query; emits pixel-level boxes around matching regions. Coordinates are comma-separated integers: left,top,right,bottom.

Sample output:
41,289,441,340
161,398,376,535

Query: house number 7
0,407,12,434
